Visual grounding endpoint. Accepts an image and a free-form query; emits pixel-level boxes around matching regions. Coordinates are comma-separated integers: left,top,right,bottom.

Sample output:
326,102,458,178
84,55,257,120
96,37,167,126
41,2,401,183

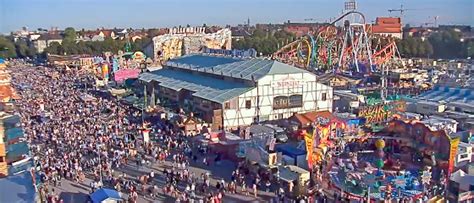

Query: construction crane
388,4,417,16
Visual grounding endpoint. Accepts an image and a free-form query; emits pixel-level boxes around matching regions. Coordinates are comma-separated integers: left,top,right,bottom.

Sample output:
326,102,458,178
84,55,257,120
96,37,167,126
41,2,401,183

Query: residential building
283,22,326,37
455,142,473,167
33,33,63,53
371,17,403,39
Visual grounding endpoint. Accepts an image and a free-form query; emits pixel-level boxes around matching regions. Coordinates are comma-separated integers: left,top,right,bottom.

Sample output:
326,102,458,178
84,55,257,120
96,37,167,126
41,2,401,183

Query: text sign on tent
203,47,257,58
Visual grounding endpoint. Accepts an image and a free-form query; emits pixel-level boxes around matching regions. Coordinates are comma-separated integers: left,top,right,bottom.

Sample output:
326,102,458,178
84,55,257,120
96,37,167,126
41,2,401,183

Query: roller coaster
273,10,402,74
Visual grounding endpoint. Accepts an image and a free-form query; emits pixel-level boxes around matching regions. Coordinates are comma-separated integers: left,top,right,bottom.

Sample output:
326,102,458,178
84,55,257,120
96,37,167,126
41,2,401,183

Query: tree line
0,35,37,59
44,27,151,56
232,29,296,56
397,30,474,59
0,27,151,59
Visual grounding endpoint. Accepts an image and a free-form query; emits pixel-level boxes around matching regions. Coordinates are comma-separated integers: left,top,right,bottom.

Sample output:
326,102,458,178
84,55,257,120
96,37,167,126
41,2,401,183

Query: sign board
349,101,360,108
271,77,305,89
304,134,314,169
203,47,257,58
448,137,461,173
358,101,406,124
114,69,141,82
268,152,277,166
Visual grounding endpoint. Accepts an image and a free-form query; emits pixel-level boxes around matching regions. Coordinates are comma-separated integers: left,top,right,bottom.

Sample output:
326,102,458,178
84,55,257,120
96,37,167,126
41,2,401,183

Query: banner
203,47,257,58
114,69,141,82
305,133,314,169
358,101,406,124
448,137,461,173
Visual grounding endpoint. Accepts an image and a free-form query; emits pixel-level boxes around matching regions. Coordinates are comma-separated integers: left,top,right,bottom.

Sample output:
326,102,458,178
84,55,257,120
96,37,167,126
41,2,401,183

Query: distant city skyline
1,0,473,34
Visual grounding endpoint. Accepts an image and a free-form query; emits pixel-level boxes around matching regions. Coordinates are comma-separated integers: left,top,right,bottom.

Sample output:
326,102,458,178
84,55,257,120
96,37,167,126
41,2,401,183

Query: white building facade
223,71,332,127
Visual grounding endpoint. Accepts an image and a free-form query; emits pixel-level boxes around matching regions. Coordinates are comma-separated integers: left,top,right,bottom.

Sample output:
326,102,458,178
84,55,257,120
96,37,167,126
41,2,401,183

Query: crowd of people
11,65,327,203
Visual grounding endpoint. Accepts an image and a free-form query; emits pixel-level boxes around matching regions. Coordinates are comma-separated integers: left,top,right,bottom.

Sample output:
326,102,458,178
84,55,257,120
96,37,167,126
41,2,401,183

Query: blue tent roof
6,127,25,141
6,142,29,161
0,58,5,64
275,144,306,157
90,188,121,203
0,172,36,203
2,115,21,129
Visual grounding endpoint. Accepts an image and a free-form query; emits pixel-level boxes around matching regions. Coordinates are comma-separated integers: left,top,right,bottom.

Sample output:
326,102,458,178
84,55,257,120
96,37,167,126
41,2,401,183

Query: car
275,133,288,143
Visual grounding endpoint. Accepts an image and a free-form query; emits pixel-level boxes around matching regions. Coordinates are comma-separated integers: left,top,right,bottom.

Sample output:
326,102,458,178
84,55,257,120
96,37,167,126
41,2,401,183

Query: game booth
327,119,459,201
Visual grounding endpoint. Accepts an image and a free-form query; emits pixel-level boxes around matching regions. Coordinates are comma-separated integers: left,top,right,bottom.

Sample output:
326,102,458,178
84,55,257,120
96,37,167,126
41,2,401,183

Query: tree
15,39,28,58
428,30,463,59
64,27,77,41
0,36,16,58
44,41,63,55
423,40,433,58
231,28,295,56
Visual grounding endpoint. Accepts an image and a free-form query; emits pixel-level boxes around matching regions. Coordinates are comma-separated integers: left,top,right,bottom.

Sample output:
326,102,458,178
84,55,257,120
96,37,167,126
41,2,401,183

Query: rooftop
417,86,474,106
141,54,311,103
139,68,252,104
0,172,36,203
165,54,310,81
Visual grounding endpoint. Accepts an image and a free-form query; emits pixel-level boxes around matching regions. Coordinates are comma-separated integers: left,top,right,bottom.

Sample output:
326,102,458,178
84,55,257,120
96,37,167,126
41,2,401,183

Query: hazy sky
0,0,473,33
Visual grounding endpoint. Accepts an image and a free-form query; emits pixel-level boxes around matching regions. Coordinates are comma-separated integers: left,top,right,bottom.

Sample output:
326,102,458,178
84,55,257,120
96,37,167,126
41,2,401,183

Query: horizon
1,0,473,34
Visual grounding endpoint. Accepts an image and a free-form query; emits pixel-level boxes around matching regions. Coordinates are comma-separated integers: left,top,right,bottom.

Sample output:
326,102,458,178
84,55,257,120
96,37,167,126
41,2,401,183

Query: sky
0,0,473,33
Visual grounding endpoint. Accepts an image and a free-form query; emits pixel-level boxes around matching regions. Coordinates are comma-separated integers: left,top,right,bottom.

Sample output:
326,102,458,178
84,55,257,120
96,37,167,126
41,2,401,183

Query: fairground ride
273,10,402,76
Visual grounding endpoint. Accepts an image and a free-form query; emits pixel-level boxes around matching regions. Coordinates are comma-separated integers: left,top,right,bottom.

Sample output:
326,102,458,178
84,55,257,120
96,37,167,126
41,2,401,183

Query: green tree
423,40,433,58
44,41,63,55
14,39,29,58
64,27,77,41
0,36,16,58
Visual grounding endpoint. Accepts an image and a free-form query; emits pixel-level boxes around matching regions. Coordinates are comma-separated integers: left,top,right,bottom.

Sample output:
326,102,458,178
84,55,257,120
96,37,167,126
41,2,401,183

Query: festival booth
89,188,122,203
384,120,456,174
275,144,307,168
172,113,207,136
290,111,347,140
290,111,347,169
